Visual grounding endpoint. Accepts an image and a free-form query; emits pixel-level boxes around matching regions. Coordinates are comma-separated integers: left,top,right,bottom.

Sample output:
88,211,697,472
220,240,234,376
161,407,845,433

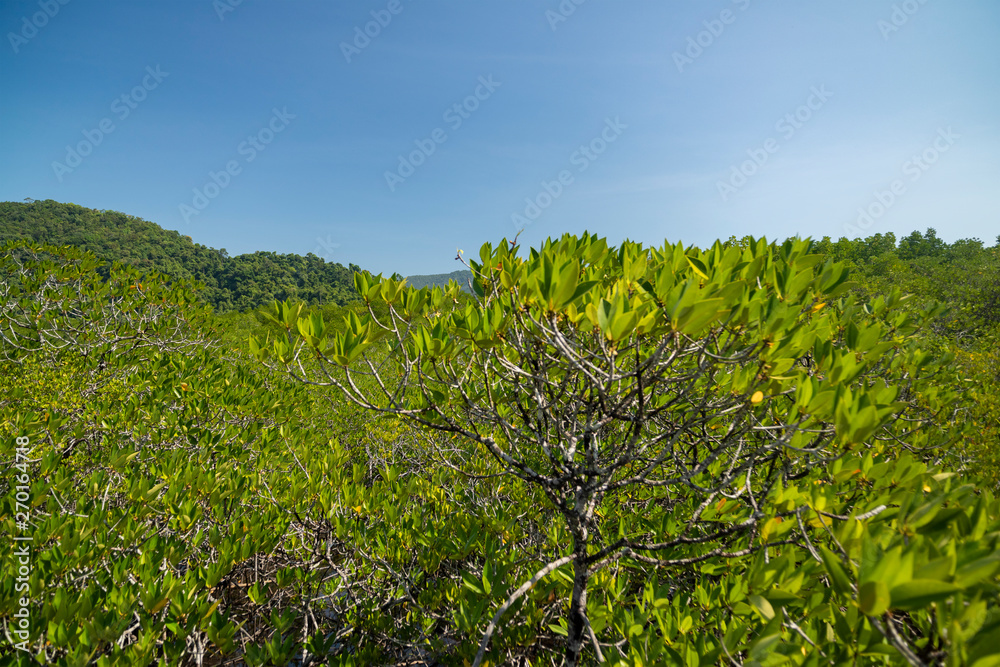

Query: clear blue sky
2,0,997,276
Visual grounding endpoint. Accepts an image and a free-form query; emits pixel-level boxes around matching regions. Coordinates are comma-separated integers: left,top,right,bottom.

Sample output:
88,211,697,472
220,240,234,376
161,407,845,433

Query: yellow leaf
810,302,827,313
761,518,778,542
751,391,764,404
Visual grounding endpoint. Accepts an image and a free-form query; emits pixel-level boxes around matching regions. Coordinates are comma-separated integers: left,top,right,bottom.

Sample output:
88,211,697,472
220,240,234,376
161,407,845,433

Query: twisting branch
472,554,576,667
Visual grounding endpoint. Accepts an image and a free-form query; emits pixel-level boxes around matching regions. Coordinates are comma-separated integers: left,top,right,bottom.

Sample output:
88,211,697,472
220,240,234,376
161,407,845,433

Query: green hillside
0,199,361,312
406,269,473,291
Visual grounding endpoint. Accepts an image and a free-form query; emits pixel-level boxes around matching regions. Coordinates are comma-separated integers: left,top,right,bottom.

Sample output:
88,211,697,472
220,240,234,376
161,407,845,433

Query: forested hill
406,269,473,291
0,199,361,312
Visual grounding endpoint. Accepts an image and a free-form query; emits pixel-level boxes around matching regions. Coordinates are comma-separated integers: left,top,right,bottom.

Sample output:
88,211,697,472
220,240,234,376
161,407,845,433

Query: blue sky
1,0,997,276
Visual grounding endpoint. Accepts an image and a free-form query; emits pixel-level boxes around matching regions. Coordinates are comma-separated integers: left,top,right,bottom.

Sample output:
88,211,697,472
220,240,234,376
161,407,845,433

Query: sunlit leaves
14,234,1000,665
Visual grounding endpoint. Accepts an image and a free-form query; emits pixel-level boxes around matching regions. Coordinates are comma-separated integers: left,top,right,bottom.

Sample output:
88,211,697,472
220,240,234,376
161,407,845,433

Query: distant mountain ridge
406,270,473,292
0,199,361,312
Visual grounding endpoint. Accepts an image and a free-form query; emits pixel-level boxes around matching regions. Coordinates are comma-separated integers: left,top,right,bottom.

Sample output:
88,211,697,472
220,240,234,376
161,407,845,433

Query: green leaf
889,579,961,611
858,580,890,617
550,620,569,637
749,593,775,620
749,633,780,661
569,280,599,304
482,560,493,596
953,555,1000,588
686,255,710,281
553,259,579,309
819,546,853,597
675,298,725,335
462,571,485,595
723,621,748,651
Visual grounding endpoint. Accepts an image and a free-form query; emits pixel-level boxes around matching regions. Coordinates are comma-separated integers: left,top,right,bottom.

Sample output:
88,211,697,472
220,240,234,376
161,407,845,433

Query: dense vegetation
0,200,362,312
811,229,1000,487
2,221,999,666
406,270,474,292
814,229,1000,341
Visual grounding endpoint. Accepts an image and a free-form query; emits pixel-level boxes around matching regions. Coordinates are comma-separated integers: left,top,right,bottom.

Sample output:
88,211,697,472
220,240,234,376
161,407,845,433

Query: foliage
406,270,474,292
0,243,307,664
809,229,1000,488
3,231,1000,666
256,232,1000,665
0,243,572,664
811,229,1000,343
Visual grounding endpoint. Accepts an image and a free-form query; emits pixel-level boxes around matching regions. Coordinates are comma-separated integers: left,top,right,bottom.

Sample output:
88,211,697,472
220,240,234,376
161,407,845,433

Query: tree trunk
564,547,590,667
